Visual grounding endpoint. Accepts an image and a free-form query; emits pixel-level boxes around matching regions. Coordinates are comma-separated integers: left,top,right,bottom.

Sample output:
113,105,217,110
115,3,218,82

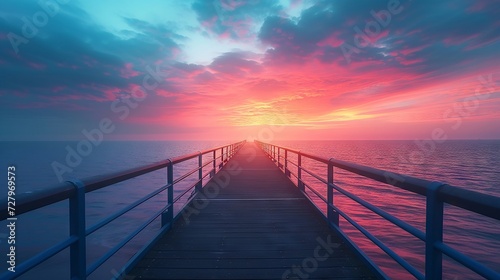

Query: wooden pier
3,141,498,279
127,143,378,279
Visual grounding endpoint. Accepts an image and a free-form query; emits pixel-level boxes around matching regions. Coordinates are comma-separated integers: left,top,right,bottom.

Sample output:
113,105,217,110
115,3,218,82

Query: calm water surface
275,140,500,279
0,140,499,279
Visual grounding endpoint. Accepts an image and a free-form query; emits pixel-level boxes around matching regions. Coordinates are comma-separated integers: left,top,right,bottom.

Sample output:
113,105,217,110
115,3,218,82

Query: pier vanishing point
1,141,499,280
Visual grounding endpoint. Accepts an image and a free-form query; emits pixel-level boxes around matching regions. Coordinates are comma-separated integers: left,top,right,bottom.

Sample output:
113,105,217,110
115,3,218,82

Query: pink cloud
120,63,140,79
398,44,428,56
113,52,499,140
396,57,424,66
103,87,122,100
317,32,344,47
156,89,178,97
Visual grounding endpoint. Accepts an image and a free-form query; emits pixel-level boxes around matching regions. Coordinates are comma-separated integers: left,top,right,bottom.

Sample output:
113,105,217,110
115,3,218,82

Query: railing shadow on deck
0,141,246,280
255,140,500,280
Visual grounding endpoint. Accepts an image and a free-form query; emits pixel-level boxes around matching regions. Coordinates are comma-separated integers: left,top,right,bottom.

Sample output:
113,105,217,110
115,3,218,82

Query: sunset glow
1,0,499,141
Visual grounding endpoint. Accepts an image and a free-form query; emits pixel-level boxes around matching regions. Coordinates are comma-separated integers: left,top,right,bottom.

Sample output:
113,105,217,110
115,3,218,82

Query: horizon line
2,138,500,142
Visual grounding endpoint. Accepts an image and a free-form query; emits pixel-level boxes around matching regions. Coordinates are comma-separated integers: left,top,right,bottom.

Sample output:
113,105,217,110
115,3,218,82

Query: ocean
274,140,500,279
1,140,499,279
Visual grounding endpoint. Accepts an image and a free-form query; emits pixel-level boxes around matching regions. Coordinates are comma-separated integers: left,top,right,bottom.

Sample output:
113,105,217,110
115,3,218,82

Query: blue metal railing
0,140,245,279
255,140,500,280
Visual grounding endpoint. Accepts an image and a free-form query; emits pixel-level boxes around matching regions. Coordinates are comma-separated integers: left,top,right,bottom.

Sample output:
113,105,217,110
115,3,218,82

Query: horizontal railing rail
255,140,500,280
0,140,246,279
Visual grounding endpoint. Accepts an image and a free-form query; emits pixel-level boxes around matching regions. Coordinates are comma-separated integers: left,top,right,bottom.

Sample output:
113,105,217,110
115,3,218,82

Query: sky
0,0,499,141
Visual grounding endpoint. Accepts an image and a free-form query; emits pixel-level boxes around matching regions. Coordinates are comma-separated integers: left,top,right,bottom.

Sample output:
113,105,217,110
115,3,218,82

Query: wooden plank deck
127,142,378,280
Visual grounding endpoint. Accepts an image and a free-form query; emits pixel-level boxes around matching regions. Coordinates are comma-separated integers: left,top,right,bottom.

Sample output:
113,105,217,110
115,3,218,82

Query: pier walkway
3,140,499,280
127,143,377,279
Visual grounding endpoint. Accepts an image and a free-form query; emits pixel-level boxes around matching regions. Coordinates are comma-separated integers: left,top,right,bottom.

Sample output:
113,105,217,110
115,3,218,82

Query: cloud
191,0,283,40
209,51,262,76
246,78,289,93
0,1,182,109
1,0,498,140
257,0,499,76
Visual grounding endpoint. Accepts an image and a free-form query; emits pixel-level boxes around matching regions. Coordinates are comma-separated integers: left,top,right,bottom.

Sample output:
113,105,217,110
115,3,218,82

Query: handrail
255,140,500,280
0,140,246,279
256,141,500,220
0,142,243,220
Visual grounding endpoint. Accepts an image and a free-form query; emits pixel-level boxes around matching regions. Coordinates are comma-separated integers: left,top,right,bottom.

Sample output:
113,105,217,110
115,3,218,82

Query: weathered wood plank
127,143,378,279
134,267,375,279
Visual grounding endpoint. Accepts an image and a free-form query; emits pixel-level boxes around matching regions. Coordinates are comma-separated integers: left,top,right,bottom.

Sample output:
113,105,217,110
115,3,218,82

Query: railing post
212,150,216,177
273,146,276,161
220,147,224,168
277,147,281,168
284,150,290,177
425,182,444,280
162,160,174,228
197,152,202,192
327,159,339,227
68,179,86,280
298,153,304,191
